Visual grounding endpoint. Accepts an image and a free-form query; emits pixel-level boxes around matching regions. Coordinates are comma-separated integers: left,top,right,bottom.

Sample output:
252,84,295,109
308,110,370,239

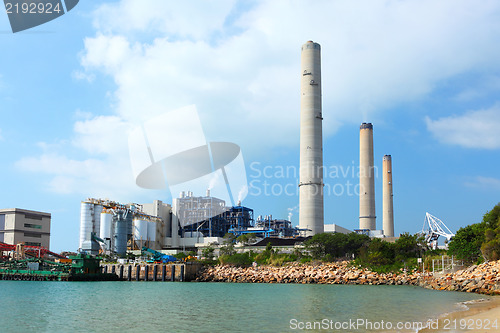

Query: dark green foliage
447,203,500,262
236,234,257,245
447,223,486,262
219,243,236,256
174,252,187,260
304,232,370,260
219,252,253,266
356,233,424,272
394,233,424,261
481,203,500,261
202,246,215,260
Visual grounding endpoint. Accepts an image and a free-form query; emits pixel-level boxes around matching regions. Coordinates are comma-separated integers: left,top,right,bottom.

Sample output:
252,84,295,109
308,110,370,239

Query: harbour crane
420,212,455,249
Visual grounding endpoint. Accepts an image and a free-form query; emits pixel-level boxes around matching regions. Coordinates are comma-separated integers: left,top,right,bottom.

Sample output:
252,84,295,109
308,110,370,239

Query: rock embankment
422,261,500,294
196,260,500,295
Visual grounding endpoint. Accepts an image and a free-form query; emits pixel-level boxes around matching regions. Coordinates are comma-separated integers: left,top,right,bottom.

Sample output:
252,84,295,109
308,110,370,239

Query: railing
431,255,464,274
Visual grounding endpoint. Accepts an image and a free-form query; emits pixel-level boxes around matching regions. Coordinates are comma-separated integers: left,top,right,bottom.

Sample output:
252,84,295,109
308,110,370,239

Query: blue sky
1,0,500,252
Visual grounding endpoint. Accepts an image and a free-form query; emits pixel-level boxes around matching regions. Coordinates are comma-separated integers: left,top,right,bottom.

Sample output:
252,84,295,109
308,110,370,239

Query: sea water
0,281,486,332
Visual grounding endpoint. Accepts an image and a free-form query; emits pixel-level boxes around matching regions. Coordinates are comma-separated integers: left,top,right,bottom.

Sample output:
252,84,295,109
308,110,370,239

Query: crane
420,212,455,249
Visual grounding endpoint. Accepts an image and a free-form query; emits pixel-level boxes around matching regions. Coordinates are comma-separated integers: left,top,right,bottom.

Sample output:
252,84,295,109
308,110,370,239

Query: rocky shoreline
196,260,500,295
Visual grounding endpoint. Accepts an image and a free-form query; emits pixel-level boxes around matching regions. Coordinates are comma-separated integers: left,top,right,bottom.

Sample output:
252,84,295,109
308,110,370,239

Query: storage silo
148,220,157,249
113,210,128,256
100,211,113,240
93,204,103,236
133,218,149,249
79,201,94,250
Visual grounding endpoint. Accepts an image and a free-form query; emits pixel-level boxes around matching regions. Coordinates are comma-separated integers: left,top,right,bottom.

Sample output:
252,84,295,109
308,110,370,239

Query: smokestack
299,41,324,236
359,122,376,230
383,155,394,237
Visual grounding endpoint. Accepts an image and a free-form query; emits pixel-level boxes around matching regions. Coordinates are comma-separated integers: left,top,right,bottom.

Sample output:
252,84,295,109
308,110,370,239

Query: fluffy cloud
425,105,500,149
16,115,140,199
20,0,500,197
78,0,500,146
465,176,500,191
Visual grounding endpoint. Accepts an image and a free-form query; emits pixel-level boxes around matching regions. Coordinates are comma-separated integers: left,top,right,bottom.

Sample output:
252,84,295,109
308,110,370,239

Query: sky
1,0,499,252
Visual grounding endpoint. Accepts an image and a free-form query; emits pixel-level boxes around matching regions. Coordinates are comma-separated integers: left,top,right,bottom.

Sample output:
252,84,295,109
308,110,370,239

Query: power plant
78,192,301,255
359,122,376,231
299,40,324,236
78,41,403,259
382,155,394,237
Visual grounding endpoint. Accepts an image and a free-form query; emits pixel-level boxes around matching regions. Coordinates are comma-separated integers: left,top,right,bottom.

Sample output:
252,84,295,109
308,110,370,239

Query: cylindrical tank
133,218,149,248
126,211,133,239
93,204,103,235
148,221,157,248
100,211,113,239
79,202,94,249
113,211,128,256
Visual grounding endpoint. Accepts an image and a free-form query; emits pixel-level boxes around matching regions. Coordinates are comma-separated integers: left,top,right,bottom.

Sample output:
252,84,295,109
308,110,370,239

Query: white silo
133,218,149,249
79,201,94,250
148,220,157,249
100,211,113,240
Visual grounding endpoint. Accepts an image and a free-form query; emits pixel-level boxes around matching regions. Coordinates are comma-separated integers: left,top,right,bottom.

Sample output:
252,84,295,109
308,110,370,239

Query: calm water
0,281,487,333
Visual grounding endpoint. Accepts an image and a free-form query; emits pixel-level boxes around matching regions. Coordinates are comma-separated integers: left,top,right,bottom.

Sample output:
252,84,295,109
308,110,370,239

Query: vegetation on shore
448,202,500,263
205,202,500,273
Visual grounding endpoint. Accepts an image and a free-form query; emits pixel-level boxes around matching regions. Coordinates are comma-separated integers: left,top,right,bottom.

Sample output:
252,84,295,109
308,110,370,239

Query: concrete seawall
102,262,203,282
196,260,500,295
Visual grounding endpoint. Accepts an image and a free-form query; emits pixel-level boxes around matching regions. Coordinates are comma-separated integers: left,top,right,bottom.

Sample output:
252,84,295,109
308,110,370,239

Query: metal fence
431,255,464,274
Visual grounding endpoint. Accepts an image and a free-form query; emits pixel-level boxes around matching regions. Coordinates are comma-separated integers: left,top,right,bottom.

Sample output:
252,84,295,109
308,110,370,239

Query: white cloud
19,0,500,197
425,105,500,149
79,0,500,148
72,70,95,83
16,113,140,199
465,176,500,191
91,0,236,40
16,150,138,198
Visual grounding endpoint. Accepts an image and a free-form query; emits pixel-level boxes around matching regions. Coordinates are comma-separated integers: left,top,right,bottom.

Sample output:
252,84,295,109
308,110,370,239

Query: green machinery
0,254,120,281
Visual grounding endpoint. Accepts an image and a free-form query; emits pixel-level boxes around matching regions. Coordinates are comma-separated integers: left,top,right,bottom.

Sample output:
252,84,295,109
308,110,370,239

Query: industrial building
0,208,51,249
79,199,166,256
78,191,300,256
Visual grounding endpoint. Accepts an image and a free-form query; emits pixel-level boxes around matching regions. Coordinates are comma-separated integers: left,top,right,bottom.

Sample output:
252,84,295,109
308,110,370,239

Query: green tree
447,223,486,262
481,203,500,260
236,233,257,246
202,246,215,260
305,232,369,260
394,232,421,261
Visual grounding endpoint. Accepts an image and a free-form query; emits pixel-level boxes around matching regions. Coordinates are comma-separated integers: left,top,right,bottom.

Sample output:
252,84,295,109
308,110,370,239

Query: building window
24,223,42,229
0,214,4,230
24,213,43,220
24,232,42,238
0,232,3,242
25,242,41,247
